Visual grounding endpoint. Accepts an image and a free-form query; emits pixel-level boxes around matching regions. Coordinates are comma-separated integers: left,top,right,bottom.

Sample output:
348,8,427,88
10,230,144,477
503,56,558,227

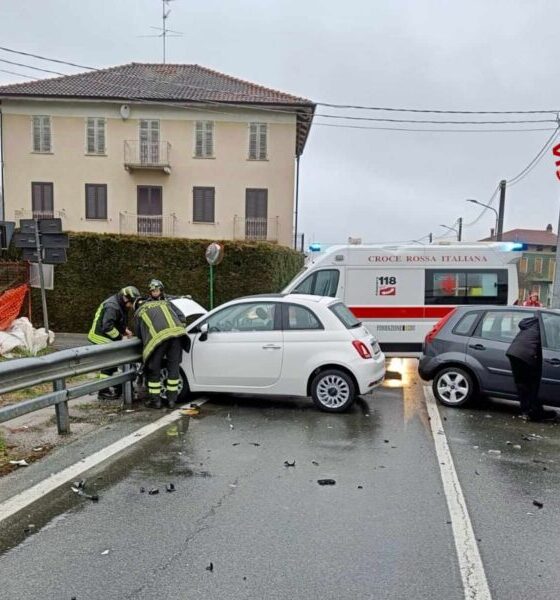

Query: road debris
533,500,544,509
251,442,261,447
488,450,501,455
181,405,200,416
140,487,146,493
9,459,29,467
166,483,176,493
317,479,336,486
513,445,522,450
284,460,296,467
206,562,214,572
32,446,44,452
229,424,234,430
357,485,363,489
71,480,99,502
148,488,160,495
312,460,319,466
232,442,240,446
101,549,110,555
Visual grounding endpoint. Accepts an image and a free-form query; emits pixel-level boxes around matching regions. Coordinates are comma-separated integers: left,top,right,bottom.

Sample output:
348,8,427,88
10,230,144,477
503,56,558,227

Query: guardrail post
123,364,134,407
53,378,70,435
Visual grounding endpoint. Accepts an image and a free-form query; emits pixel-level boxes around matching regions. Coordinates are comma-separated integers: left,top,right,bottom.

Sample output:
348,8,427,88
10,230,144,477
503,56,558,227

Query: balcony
124,141,171,173
234,216,279,243
119,212,177,237
14,209,66,221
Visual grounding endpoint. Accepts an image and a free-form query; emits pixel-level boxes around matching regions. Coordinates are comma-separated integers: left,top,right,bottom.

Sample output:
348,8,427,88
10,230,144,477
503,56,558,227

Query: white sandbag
0,317,55,356
0,331,22,355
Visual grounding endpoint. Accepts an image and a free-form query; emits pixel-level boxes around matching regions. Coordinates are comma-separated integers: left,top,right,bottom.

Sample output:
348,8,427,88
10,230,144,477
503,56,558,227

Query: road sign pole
551,202,560,308
209,264,214,310
34,219,50,337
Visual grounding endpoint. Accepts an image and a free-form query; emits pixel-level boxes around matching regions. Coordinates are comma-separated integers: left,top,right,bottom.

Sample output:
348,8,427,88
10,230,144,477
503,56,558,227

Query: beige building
0,63,315,247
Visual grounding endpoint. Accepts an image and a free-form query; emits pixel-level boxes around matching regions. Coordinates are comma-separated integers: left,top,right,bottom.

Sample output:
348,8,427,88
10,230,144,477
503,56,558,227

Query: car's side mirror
199,322,209,342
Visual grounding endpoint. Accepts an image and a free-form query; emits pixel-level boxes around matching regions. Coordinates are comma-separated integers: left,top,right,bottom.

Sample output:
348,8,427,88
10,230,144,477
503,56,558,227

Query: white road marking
423,386,492,600
0,403,207,524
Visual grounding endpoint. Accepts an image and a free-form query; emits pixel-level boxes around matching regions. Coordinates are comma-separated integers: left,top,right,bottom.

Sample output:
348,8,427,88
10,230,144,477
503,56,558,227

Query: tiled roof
481,228,558,246
0,63,315,153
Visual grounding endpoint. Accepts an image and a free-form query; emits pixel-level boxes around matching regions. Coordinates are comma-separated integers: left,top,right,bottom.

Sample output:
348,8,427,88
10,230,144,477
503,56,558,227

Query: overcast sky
2,0,560,245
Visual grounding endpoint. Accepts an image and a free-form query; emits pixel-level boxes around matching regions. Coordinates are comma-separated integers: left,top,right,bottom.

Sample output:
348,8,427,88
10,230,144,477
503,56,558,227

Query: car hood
170,297,207,320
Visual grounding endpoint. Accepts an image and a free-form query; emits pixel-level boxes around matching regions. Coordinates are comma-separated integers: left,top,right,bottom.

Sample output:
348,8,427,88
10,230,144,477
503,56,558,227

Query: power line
0,46,95,71
0,57,65,76
0,68,37,80
462,186,500,228
317,102,560,115
315,113,558,125
313,122,557,133
506,126,560,186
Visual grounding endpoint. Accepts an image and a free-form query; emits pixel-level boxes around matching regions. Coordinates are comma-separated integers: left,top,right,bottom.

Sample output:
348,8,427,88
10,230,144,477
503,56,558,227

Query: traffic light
0,221,15,250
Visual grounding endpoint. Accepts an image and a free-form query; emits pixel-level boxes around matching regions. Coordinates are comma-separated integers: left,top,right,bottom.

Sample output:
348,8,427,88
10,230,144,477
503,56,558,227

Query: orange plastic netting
0,284,29,331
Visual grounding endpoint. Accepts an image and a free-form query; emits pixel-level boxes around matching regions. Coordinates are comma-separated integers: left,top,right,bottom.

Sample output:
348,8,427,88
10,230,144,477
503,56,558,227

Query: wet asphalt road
1,361,560,599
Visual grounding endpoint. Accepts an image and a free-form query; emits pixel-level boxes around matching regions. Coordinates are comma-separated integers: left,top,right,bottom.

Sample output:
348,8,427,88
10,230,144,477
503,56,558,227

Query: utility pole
457,217,463,242
496,180,506,241
428,233,433,243
551,205,560,308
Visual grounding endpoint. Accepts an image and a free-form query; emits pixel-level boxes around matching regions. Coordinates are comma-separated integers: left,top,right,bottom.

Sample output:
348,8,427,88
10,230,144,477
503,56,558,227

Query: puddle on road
0,416,195,555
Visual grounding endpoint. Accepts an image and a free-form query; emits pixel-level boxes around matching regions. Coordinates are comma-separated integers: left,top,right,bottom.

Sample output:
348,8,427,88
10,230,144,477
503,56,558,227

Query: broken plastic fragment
166,483,176,493
251,442,260,447
101,549,110,555
312,460,319,466
284,460,296,467
317,479,336,486
140,487,146,493
206,562,214,572
9,460,28,467
488,450,501,455
513,445,521,450
533,500,544,509
148,488,159,495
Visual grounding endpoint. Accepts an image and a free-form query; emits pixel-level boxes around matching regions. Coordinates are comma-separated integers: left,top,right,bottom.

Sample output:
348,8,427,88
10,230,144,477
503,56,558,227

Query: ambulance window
293,270,339,297
425,269,508,305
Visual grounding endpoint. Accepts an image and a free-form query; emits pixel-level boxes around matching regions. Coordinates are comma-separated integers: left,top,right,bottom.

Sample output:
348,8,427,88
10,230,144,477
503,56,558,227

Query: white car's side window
206,303,276,333
286,304,323,330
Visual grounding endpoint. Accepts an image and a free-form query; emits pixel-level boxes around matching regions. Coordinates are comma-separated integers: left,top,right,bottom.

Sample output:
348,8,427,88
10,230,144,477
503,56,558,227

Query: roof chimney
547,223,553,233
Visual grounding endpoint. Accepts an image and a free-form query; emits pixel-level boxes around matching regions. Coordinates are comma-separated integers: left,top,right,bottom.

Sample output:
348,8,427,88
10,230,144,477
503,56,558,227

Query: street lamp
439,222,461,241
466,199,499,239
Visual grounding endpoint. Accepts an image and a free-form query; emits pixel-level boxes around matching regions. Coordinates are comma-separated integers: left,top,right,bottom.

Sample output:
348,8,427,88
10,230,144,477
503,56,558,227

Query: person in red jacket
523,292,543,307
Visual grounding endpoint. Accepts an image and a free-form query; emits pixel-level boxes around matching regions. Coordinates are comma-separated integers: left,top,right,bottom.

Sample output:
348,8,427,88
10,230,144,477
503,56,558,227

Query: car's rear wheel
311,369,356,412
159,366,190,403
433,367,475,407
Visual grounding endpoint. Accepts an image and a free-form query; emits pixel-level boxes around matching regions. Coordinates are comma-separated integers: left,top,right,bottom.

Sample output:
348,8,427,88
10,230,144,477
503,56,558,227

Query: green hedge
13,233,303,332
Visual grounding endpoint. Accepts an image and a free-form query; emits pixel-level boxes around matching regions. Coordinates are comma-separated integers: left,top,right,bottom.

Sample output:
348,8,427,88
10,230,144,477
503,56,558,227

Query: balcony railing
234,216,279,242
14,209,65,220
119,212,177,237
124,141,171,172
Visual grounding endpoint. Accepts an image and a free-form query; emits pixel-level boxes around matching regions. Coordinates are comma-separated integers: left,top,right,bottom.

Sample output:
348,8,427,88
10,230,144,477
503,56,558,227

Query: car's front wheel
311,369,356,412
433,367,475,407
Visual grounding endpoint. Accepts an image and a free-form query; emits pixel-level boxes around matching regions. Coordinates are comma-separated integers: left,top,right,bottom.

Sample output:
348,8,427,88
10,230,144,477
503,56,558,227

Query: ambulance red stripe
349,306,455,319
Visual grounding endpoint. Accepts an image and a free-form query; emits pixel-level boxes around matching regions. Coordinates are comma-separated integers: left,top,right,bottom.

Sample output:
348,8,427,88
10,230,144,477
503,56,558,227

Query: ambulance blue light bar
503,242,526,251
309,243,322,252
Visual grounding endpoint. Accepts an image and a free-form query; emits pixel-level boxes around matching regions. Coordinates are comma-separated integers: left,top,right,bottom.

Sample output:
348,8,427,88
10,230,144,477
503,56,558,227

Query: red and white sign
552,142,560,181
379,286,396,296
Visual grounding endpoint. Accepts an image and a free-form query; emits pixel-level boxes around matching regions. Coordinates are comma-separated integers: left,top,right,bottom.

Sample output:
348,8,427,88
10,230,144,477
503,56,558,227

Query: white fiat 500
173,294,386,412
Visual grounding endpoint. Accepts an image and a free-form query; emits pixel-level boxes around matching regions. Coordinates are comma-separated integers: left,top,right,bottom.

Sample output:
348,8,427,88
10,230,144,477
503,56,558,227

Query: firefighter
148,279,172,301
133,297,188,409
88,286,141,400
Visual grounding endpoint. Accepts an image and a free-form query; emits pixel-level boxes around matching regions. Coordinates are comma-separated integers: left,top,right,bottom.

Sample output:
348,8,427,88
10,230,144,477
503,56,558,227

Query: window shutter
204,188,215,222
42,117,51,152
258,123,267,159
195,122,203,157
193,187,203,221
86,118,96,154
98,184,107,218
205,122,213,157
140,120,149,144
86,185,96,218
32,117,41,152
97,119,106,154
43,182,53,212
249,123,257,159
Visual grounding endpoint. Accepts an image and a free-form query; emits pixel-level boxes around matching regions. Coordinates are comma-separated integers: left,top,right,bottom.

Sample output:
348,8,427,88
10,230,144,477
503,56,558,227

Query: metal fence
233,217,279,242
14,210,66,220
124,141,171,169
119,212,177,237
0,339,142,435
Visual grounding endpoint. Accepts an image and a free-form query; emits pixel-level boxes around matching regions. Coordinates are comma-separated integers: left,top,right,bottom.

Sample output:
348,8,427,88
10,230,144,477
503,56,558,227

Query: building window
194,121,214,158
519,257,528,273
193,187,215,223
85,184,107,220
31,182,54,218
549,259,556,280
249,123,267,160
86,118,106,155
424,269,508,305
32,116,51,153
534,257,543,274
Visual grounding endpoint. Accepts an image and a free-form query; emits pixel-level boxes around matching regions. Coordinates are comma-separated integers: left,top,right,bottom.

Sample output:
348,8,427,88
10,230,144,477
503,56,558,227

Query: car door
538,311,560,407
190,301,283,390
279,303,328,395
466,310,533,395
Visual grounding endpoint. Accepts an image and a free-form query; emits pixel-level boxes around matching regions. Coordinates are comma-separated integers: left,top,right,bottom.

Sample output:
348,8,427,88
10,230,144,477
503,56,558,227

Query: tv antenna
139,0,183,63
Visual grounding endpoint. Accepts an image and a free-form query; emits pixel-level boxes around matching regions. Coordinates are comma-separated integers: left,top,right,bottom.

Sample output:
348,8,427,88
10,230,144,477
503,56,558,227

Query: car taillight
425,310,456,345
352,340,372,359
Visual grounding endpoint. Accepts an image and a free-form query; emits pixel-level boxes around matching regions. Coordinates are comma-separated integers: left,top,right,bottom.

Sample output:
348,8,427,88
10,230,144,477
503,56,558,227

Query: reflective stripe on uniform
88,333,111,344
99,373,110,379
106,327,120,339
166,378,180,392
143,327,185,362
161,304,176,329
88,303,106,344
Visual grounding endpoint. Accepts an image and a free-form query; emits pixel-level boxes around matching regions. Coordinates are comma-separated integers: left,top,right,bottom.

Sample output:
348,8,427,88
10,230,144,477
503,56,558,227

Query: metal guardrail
0,339,143,435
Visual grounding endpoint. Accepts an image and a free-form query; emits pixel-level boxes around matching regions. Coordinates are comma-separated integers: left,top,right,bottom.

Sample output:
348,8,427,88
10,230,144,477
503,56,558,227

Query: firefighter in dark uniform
148,279,174,301
88,286,141,399
133,297,188,409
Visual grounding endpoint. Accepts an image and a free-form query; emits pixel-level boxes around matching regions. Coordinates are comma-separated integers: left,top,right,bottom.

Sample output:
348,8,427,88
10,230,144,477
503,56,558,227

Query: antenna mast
140,0,183,64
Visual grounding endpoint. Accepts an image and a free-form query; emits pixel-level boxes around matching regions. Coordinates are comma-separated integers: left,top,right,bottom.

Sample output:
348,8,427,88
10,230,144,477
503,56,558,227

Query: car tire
311,369,356,412
433,366,476,407
158,366,191,404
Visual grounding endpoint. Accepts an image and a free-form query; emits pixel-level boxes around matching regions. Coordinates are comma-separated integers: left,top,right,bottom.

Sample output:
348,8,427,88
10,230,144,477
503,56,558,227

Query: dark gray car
418,306,560,407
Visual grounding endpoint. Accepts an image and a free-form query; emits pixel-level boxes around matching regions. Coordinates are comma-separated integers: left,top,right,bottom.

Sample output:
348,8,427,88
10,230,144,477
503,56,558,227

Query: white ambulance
283,242,522,354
